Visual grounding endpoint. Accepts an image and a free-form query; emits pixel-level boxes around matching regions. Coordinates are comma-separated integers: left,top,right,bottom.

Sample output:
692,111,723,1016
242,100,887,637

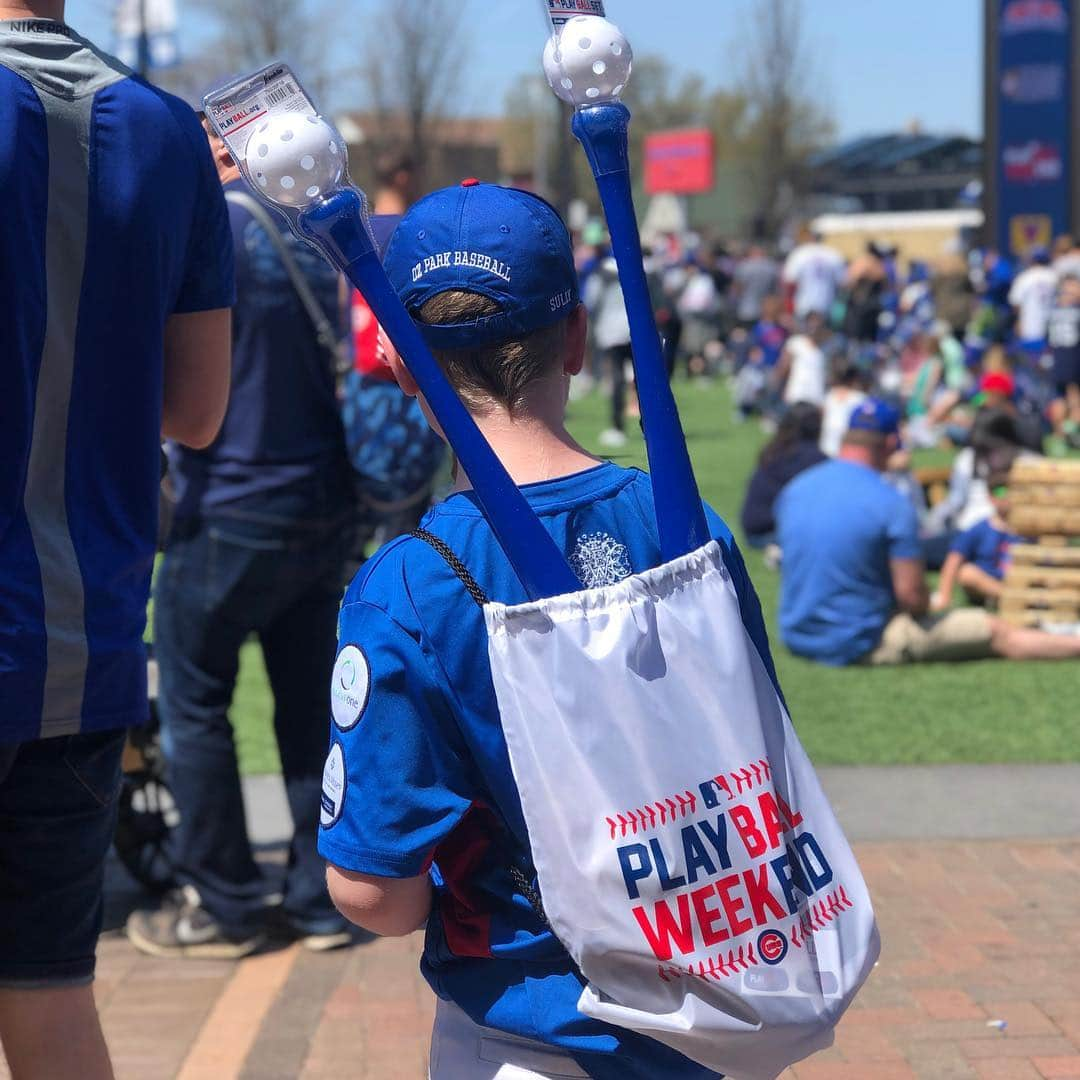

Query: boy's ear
564,304,588,377
382,329,420,397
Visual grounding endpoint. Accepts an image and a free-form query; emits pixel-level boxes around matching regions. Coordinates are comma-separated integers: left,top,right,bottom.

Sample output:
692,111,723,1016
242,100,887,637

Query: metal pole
137,0,150,79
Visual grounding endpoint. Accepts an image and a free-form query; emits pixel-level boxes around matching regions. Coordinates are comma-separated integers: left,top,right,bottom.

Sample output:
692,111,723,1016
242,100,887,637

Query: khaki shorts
865,609,995,666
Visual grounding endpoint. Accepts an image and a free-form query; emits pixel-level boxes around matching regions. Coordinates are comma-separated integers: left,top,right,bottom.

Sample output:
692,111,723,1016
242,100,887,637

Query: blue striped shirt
0,19,234,744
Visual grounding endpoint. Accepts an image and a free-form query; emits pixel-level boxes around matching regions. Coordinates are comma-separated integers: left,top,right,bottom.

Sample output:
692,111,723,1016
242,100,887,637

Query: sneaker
296,926,354,952
265,907,354,952
598,427,628,448
125,885,265,960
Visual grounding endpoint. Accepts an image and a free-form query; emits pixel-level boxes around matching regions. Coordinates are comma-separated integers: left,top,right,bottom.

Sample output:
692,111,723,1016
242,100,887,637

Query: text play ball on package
245,113,344,207
543,14,634,108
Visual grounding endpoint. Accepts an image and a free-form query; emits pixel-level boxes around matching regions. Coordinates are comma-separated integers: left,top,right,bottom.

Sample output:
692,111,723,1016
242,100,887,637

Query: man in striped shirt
0,3,233,1074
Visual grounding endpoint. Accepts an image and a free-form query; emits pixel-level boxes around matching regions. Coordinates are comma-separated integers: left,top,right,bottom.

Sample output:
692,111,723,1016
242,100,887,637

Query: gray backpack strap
225,187,350,374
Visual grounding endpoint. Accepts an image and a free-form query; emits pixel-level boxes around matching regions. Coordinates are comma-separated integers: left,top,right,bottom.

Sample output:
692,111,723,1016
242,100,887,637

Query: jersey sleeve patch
330,644,371,731
320,742,347,828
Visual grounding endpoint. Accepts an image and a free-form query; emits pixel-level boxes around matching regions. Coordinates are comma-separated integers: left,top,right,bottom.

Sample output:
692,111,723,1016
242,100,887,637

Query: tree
360,0,469,182
164,0,340,107
736,0,835,236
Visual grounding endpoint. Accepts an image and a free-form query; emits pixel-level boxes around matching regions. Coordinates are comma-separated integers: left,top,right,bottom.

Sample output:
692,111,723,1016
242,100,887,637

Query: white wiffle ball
245,113,344,207
542,14,633,107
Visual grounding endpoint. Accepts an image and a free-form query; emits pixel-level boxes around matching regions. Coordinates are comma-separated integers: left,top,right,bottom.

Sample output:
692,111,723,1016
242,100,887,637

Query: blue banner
995,0,1072,255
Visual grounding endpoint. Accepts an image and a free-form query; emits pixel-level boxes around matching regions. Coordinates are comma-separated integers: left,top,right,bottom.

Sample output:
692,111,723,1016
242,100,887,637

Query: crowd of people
5,3,1080,1077
594,224,1080,669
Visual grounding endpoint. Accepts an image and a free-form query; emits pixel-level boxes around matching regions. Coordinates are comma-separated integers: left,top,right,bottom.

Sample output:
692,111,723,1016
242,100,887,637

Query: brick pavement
1,840,1077,1079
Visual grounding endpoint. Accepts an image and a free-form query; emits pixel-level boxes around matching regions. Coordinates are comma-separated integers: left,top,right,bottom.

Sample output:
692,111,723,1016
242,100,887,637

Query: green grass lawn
228,379,1080,773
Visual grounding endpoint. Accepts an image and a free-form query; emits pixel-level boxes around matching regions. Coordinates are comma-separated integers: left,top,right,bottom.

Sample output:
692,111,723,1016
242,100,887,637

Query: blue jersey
319,463,778,1079
776,460,922,666
949,519,1021,580
0,20,234,744
169,181,349,518
752,320,787,368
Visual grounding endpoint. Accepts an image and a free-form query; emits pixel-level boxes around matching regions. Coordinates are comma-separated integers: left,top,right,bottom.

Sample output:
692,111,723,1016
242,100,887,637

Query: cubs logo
758,929,789,966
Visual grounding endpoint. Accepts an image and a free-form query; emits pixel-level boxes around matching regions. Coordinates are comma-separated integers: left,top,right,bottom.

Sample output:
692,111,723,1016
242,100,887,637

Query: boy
317,181,778,1079
752,293,789,371
931,468,1023,610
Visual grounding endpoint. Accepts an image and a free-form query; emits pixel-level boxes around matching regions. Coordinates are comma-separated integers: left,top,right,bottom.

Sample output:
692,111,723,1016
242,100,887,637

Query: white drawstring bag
485,542,880,1080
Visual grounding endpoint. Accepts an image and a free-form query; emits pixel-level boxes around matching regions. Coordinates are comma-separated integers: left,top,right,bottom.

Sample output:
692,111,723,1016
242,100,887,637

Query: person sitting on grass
819,360,868,457
931,463,1024,611
740,402,826,552
776,398,1080,666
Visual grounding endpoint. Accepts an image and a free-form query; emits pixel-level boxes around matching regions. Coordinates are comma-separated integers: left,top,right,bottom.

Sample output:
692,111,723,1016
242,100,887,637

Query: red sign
644,129,715,195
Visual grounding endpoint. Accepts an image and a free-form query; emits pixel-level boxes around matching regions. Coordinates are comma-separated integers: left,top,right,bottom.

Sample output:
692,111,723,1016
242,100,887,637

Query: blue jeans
0,729,125,987
154,488,352,934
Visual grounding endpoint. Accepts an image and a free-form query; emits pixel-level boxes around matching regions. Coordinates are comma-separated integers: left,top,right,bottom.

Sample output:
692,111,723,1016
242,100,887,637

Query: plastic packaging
539,8,709,560
203,67,579,601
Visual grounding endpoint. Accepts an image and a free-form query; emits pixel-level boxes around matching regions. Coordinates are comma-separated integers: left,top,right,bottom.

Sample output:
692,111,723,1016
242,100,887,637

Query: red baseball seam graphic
654,942,761,984
717,758,773,801
604,758,775,837
788,886,854,947
606,788,699,839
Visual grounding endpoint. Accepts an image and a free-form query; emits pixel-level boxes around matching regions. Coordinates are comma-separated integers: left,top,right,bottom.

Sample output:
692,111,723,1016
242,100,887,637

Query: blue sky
65,0,982,140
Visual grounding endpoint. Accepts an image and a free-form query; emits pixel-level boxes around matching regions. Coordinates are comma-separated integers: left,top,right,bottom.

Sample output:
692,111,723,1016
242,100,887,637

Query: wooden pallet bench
1000,459,1080,626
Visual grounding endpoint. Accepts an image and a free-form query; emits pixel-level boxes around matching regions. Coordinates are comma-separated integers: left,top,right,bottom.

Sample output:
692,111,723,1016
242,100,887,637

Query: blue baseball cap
383,179,580,350
848,398,902,438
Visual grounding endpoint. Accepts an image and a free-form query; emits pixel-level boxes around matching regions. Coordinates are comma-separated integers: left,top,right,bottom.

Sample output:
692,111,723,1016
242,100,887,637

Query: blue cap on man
383,179,580,350
848,397,902,438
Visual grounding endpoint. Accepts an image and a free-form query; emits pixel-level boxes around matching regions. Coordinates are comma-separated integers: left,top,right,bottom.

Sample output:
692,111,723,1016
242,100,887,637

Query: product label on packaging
203,62,315,160
548,0,606,26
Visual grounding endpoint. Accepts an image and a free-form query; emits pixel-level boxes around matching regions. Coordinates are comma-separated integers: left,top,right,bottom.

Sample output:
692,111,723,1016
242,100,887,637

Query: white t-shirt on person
783,335,827,407
1009,265,1057,341
820,388,867,456
782,242,846,317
